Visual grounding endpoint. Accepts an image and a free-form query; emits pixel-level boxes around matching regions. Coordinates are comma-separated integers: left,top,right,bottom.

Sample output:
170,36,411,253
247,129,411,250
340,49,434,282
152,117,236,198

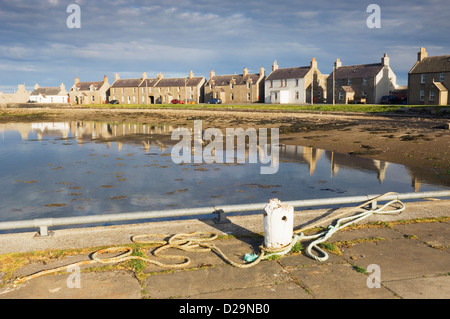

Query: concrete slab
187,281,313,299
0,271,142,299
383,276,450,299
393,221,450,248
290,263,397,299
144,261,290,299
340,239,450,281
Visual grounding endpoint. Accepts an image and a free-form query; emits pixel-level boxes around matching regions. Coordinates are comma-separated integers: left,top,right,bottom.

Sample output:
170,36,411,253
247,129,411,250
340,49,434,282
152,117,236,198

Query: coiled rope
11,192,405,286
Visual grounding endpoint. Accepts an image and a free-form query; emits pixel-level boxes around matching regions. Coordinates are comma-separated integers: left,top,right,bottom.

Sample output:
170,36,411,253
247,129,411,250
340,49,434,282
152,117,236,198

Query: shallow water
0,121,448,229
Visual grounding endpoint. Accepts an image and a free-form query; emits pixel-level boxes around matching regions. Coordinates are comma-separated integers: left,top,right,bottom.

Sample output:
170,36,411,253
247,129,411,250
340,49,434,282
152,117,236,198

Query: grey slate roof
110,79,143,88
138,78,160,88
266,67,310,81
74,81,104,91
154,77,205,87
209,74,260,86
31,87,63,96
331,63,384,80
409,55,450,74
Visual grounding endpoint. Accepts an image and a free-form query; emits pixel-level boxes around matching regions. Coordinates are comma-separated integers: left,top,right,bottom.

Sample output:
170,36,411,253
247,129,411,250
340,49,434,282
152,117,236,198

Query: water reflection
0,121,448,226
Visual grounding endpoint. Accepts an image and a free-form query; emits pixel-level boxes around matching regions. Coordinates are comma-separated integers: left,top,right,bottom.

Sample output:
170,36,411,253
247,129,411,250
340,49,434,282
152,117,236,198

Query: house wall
374,66,398,104
205,77,263,104
265,77,306,104
408,72,450,105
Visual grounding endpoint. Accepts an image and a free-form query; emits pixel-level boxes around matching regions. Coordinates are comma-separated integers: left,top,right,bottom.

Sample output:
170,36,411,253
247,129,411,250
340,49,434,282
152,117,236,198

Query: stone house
408,47,450,105
69,75,110,105
264,58,326,104
109,73,146,104
327,54,398,104
29,83,68,104
110,71,205,104
150,71,205,104
204,67,265,103
0,84,31,105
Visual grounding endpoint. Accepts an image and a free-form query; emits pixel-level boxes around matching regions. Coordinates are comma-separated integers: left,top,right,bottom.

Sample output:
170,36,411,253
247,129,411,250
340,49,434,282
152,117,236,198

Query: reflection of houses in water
279,144,389,183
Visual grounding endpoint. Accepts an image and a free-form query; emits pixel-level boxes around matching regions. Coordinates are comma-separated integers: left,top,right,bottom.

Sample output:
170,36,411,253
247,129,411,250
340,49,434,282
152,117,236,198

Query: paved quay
0,199,449,300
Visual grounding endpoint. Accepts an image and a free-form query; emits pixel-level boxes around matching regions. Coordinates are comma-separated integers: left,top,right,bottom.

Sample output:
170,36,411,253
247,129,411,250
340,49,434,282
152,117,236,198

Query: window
230,83,234,89
274,92,278,100
133,96,136,102
270,80,273,88
295,79,299,87
420,90,425,101
363,77,368,85
429,91,435,101
230,93,234,100
149,88,152,93
295,91,299,100
133,88,136,93
122,88,124,93
247,83,251,89
247,93,251,101
317,91,321,98
122,96,124,102
142,88,145,93
113,88,116,94
339,91,344,100
348,78,352,85
421,74,426,84
91,96,95,102
142,96,145,103
440,73,445,82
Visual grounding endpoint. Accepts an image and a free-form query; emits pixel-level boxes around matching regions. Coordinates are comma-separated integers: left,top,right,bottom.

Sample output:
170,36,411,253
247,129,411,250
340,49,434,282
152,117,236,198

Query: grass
72,103,449,114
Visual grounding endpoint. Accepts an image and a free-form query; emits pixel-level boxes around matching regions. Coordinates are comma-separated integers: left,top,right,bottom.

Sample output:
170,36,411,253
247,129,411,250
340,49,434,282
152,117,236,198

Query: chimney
259,66,265,77
114,73,120,82
418,47,428,62
103,75,108,84
157,72,164,80
272,60,278,72
382,53,390,66
142,72,147,80
34,83,39,90
189,70,194,79
209,70,215,79
310,57,318,69
334,58,342,69
75,77,80,85
60,83,65,91
243,67,248,77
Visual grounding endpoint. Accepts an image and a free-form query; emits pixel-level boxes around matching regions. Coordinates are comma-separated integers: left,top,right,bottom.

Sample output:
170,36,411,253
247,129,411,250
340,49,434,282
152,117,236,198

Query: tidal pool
0,121,448,231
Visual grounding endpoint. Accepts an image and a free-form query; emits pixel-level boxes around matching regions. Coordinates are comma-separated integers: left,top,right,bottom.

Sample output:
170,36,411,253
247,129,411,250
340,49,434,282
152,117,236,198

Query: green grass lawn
77,103,448,114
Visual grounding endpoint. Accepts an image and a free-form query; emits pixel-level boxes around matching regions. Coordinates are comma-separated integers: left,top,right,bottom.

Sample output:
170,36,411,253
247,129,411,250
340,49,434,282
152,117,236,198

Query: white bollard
263,199,294,249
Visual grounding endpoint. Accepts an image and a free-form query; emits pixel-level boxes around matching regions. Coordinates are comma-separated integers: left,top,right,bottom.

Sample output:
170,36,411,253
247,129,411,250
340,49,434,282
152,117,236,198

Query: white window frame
421,74,426,84
440,73,445,82
429,90,435,101
419,90,425,101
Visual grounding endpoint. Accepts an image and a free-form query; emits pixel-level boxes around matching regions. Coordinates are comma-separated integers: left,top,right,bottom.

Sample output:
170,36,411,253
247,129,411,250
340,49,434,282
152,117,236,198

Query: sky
0,0,449,93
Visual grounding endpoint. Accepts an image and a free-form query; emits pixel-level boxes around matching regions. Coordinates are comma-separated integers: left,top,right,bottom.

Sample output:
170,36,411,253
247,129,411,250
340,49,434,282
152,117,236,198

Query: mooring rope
11,192,405,286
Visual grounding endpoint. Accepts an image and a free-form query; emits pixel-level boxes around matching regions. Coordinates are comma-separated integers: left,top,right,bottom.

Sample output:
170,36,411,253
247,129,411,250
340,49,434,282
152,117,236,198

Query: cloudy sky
0,0,449,92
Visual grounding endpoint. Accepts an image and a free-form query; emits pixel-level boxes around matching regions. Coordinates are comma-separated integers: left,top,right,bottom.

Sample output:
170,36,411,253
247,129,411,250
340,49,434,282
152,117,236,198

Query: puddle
0,121,448,231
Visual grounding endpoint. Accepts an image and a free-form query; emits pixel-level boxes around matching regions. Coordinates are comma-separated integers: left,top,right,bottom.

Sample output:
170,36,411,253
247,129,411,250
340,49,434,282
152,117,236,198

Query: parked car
171,99,185,104
208,98,222,104
109,100,119,104
380,95,402,104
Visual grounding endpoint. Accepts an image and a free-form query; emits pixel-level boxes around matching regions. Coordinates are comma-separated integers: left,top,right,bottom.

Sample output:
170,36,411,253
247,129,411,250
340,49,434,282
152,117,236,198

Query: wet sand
1,107,449,186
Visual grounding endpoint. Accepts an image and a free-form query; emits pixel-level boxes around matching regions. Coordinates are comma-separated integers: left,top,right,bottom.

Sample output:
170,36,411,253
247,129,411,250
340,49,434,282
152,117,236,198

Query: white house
264,59,327,104
29,83,68,104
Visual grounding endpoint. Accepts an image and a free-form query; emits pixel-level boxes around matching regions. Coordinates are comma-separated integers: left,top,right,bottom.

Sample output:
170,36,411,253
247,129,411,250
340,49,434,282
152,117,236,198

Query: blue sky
0,0,449,92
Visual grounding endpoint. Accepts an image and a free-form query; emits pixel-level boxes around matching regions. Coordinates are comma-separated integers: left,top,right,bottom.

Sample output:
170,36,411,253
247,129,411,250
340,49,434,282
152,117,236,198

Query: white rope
10,193,406,286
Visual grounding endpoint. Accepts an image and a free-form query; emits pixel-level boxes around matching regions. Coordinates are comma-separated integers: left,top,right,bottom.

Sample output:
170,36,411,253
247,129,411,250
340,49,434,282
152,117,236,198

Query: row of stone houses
2,47,448,106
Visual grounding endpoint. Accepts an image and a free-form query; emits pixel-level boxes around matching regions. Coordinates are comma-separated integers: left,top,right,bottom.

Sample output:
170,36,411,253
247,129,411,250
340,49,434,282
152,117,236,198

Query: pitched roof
74,81,104,91
331,63,384,79
409,55,450,74
110,78,143,88
208,73,261,86
154,77,205,87
433,81,448,92
138,78,161,88
266,67,310,81
31,87,64,96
